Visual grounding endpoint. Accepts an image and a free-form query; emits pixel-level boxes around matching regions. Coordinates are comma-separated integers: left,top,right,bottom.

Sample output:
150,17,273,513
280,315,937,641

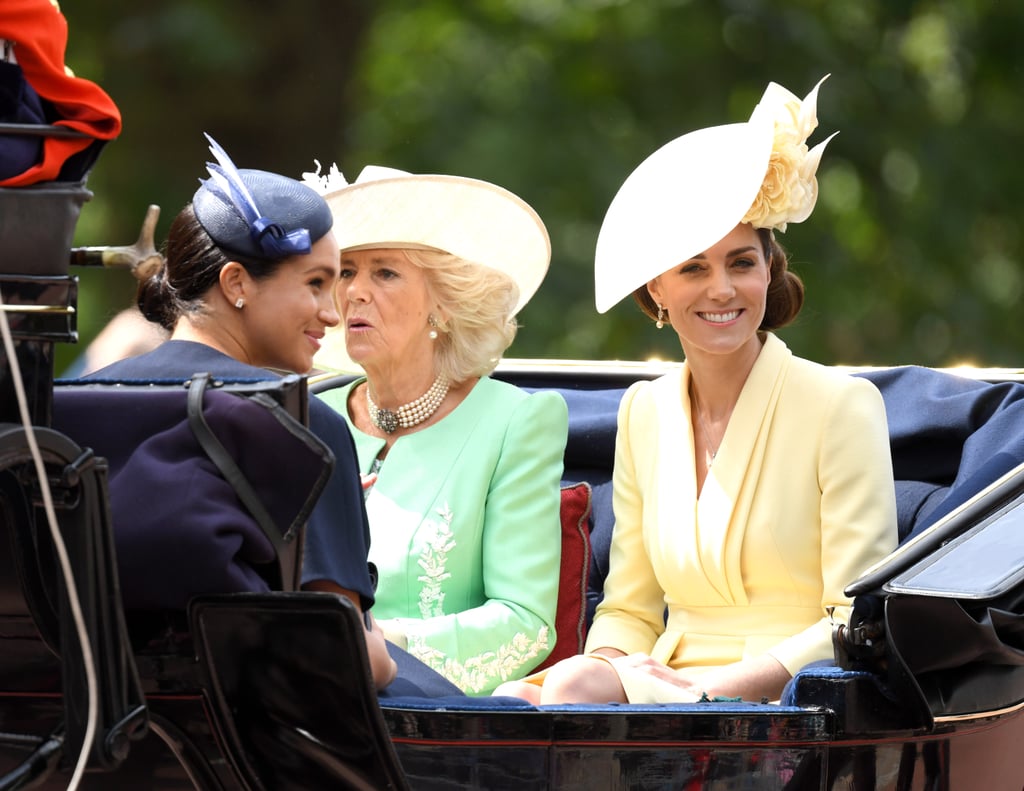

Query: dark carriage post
0,123,149,789
0,123,90,426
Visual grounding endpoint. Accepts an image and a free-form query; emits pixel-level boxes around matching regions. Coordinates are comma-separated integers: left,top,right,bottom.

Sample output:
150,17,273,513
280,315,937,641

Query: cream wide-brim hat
593,116,775,314
322,167,551,316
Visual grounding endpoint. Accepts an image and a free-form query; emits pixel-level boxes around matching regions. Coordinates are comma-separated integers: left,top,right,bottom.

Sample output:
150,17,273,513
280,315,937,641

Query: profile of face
337,248,436,370
646,222,770,359
236,231,342,373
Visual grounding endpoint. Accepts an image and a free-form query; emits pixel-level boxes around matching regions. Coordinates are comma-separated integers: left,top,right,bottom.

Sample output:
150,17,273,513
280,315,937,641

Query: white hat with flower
594,75,835,313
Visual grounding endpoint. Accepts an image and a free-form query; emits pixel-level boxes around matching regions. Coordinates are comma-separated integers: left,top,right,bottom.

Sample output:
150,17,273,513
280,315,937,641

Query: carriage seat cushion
533,482,592,672
858,366,1024,540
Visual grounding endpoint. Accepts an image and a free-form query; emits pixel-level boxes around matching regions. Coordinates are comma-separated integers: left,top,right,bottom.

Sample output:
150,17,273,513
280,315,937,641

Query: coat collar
654,333,792,605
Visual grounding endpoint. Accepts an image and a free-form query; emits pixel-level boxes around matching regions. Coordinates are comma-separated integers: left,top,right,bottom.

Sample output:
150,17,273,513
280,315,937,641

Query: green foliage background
57,0,1024,373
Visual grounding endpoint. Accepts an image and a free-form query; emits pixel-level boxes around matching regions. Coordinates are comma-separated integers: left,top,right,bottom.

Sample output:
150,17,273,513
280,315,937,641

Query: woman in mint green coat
309,165,567,695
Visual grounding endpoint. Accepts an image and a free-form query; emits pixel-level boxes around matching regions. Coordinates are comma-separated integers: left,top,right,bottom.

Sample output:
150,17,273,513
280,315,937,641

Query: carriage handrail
69,204,164,279
0,122,92,140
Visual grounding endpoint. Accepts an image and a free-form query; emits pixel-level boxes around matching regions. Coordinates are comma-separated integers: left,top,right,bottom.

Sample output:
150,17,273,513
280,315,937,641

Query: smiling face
337,248,437,378
647,222,770,363
241,231,341,373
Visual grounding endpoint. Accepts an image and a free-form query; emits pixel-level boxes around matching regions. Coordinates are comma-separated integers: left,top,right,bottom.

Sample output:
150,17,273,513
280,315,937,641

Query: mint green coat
321,377,567,694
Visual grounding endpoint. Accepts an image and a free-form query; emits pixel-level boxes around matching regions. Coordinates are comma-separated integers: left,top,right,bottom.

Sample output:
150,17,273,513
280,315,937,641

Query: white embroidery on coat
417,504,455,618
406,502,552,692
408,626,551,694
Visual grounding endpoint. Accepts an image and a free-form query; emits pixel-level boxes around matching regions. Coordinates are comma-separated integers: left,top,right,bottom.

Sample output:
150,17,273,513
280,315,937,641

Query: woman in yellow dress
496,76,899,705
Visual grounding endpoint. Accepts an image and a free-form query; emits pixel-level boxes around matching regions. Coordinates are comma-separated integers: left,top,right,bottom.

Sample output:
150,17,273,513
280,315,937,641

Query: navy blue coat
84,340,375,611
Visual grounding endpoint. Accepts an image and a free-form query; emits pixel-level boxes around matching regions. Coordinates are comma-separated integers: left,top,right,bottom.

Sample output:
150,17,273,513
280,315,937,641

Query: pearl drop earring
656,304,665,329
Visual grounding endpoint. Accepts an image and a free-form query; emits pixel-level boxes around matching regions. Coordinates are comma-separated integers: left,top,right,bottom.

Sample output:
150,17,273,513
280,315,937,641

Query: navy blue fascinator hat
193,134,333,261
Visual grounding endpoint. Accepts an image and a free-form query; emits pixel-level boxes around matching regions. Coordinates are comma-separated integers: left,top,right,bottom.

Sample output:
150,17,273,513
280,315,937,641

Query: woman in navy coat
91,136,461,694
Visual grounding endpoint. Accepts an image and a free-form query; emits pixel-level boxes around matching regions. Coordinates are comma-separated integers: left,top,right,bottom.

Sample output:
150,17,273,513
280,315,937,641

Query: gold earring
656,304,665,329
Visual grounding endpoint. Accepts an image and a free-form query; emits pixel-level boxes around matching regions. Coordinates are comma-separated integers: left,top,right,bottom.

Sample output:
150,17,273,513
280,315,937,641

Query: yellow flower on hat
743,75,836,232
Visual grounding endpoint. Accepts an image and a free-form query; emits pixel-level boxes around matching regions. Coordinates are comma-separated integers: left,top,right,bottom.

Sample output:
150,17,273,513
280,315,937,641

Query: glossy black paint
379,703,1024,790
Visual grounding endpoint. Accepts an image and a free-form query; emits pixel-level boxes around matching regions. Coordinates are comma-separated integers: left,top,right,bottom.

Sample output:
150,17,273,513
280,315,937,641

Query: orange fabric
0,0,121,186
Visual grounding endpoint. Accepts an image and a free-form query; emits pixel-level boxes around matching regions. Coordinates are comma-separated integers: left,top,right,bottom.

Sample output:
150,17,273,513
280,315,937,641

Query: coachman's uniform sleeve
0,0,121,186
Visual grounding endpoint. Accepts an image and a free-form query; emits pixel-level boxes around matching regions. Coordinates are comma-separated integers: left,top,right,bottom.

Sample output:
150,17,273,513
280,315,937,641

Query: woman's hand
637,654,792,702
365,613,399,690
615,653,703,699
375,617,409,650
608,652,792,702
302,578,398,690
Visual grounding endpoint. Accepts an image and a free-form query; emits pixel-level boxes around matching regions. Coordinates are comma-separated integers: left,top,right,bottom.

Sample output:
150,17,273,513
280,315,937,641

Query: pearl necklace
366,375,450,434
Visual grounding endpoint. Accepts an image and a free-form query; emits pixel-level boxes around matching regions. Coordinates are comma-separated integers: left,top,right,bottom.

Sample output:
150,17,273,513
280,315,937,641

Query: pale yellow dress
579,333,898,702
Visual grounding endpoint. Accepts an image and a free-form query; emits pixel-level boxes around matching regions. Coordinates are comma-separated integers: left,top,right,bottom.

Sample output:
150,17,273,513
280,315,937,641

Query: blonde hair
403,249,519,383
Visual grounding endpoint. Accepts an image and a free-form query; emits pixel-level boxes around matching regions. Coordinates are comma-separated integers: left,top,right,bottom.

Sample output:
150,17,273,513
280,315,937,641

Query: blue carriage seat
858,366,1024,540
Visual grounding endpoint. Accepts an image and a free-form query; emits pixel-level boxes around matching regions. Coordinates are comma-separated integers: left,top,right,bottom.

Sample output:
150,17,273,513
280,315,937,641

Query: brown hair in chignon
759,227,804,330
630,226,804,331
137,204,288,331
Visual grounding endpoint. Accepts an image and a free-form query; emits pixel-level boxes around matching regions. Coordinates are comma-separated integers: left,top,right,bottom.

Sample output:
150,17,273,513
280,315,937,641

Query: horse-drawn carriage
1,124,1023,790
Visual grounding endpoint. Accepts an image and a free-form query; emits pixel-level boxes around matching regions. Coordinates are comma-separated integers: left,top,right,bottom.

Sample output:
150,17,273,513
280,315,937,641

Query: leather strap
186,373,296,591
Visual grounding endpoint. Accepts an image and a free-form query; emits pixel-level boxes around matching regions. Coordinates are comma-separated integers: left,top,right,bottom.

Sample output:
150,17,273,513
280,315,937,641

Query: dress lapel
689,334,792,605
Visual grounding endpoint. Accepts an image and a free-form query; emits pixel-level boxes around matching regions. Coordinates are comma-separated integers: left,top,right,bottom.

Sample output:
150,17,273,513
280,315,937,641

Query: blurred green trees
58,0,1024,371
